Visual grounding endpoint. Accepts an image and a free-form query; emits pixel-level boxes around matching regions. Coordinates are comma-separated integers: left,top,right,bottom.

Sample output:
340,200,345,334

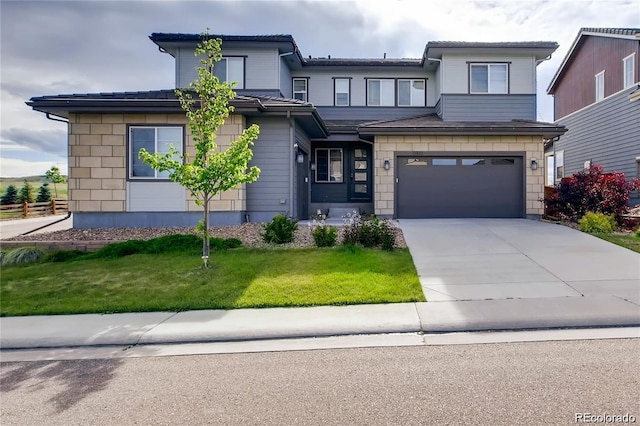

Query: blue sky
1,0,638,177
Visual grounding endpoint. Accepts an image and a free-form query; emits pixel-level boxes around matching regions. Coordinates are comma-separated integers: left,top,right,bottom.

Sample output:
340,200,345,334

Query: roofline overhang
358,125,567,139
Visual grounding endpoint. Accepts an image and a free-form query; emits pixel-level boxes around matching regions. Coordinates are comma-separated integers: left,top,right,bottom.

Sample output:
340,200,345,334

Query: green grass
0,176,68,200
0,247,424,316
594,233,640,253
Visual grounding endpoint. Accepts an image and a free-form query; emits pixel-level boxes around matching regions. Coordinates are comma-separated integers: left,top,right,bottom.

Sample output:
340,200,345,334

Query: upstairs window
315,148,343,183
595,70,605,101
398,79,425,106
367,79,395,106
470,63,508,94
293,78,308,101
334,78,350,106
623,54,635,88
213,57,244,89
129,126,183,179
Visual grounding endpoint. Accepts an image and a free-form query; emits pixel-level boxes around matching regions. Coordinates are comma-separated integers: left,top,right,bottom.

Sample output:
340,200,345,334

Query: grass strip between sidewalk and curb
0,247,424,316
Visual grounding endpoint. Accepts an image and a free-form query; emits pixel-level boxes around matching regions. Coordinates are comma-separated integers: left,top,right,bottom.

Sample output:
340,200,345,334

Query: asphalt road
1,339,639,425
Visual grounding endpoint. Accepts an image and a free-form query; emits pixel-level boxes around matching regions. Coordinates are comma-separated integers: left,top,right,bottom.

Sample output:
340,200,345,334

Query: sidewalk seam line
413,303,424,334
134,312,180,347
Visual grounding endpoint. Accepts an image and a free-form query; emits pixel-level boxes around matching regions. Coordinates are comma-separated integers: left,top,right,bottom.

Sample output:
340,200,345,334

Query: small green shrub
340,210,396,250
223,237,242,249
579,212,617,234
91,240,148,259
635,227,640,238
145,234,202,254
43,249,87,263
2,247,46,265
262,213,298,244
209,237,243,250
312,225,338,247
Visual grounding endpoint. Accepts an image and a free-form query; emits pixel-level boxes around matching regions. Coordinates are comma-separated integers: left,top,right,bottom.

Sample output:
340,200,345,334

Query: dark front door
296,151,309,219
348,146,372,202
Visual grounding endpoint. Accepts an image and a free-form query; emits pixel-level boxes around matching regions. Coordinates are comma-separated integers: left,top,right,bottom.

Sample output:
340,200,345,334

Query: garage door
396,155,524,218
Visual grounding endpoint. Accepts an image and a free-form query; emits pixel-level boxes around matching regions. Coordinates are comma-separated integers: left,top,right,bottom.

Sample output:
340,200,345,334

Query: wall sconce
530,158,538,170
383,159,391,171
310,162,316,171
296,153,304,164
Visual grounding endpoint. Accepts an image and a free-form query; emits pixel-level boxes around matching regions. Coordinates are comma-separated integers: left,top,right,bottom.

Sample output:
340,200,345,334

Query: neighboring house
27,33,566,228
546,28,640,205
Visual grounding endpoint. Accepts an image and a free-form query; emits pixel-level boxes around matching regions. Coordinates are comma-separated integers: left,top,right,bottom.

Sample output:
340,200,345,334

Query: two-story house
27,33,565,228
546,28,640,205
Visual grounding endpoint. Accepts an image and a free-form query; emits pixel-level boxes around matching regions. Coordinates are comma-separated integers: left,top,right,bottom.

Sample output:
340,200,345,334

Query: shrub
340,210,395,250
635,227,640,238
312,225,338,247
18,180,36,204
578,212,617,234
210,237,243,250
1,185,19,205
145,234,202,254
546,165,640,222
262,213,298,244
36,183,52,202
1,247,46,265
43,249,87,263
91,239,148,259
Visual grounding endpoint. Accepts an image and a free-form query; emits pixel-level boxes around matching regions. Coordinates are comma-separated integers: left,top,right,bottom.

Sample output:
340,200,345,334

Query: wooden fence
0,200,69,219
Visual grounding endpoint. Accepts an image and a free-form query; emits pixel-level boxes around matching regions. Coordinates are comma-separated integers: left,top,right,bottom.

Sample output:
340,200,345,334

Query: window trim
397,78,426,107
127,125,185,181
623,53,636,89
545,153,555,186
314,148,343,183
595,70,605,102
214,56,245,89
333,77,351,106
292,77,309,102
555,150,565,183
468,62,510,94
365,78,396,106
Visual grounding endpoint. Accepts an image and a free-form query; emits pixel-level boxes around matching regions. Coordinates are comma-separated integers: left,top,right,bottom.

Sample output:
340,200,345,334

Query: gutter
21,212,72,236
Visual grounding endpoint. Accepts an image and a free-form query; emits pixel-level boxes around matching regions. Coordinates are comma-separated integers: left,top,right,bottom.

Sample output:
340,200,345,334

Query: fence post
23,202,29,218
52,199,57,215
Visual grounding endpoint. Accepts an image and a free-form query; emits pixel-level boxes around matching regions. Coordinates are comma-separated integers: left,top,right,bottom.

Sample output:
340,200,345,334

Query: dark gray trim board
73,212,244,228
440,94,536,121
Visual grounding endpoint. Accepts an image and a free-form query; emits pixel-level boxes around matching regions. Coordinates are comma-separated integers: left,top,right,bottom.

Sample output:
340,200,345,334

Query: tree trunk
202,196,210,268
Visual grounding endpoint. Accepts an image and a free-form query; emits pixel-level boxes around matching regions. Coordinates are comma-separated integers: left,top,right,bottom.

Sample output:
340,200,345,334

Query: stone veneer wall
373,135,545,217
68,113,246,214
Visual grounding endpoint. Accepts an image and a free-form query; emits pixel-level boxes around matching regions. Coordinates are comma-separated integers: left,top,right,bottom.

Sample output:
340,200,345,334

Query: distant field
0,176,68,200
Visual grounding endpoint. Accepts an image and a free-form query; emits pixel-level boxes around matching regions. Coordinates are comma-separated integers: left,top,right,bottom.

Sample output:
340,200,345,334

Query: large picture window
213,57,244,89
315,148,343,182
367,79,395,106
129,126,183,179
398,79,425,106
470,63,508,94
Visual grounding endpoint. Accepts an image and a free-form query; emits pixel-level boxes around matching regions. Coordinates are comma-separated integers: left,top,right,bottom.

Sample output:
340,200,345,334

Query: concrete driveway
398,219,640,306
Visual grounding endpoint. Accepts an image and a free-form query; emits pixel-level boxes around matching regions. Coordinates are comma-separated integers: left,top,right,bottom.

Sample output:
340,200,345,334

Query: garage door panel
397,156,523,218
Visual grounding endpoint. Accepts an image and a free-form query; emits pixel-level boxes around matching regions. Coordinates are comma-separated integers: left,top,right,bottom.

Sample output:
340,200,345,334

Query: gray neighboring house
27,33,566,228
546,28,640,205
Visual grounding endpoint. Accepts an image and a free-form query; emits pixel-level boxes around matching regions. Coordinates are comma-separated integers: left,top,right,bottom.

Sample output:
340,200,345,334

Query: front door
348,146,372,202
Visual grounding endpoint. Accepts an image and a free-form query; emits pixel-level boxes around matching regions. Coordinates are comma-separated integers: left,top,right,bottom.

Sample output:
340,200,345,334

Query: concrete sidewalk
1,299,639,350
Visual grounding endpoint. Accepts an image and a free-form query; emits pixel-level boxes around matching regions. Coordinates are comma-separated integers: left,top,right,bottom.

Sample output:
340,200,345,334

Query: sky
0,0,638,177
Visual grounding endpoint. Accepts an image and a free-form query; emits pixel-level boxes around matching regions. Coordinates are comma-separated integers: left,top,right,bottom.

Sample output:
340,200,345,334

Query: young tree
139,31,260,268
36,182,52,202
45,166,66,199
1,185,19,205
18,180,36,204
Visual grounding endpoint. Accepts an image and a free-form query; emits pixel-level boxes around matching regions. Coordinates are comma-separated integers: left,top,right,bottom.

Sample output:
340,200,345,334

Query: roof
358,114,567,138
548,27,640,93
26,90,329,138
424,41,559,62
150,33,296,43
305,58,421,67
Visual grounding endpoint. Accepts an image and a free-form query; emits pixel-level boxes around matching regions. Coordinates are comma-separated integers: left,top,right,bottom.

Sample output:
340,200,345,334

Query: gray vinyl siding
246,117,291,214
440,94,536,121
316,106,434,122
435,98,442,117
442,54,536,94
280,56,292,98
554,86,640,204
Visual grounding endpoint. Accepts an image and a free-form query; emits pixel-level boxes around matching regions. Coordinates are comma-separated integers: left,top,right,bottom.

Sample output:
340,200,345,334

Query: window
555,151,564,181
129,126,183,179
334,78,350,106
367,79,395,106
398,79,425,106
623,54,635,88
293,78,308,101
595,71,605,101
315,148,343,182
470,63,508,94
213,57,244,89
545,155,555,186
433,158,456,166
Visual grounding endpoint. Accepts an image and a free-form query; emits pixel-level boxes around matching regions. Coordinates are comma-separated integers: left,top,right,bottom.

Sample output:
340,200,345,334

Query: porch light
297,153,304,163
383,159,391,171
530,158,538,170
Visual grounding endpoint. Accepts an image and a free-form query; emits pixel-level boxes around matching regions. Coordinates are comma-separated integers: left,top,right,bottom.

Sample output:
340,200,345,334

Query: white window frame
470,63,509,94
397,79,426,106
367,79,395,106
555,150,564,182
293,78,308,101
334,78,350,106
595,70,605,102
214,57,244,89
129,126,183,180
545,154,555,186
314,148,343,183
623,53,635,89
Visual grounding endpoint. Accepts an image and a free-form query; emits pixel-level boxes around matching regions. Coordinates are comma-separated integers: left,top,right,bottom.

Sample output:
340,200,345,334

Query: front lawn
594,233,640,253
0,247,424,316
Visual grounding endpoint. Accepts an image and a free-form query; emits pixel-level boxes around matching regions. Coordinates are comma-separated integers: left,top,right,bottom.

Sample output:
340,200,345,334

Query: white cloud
0,157,67,178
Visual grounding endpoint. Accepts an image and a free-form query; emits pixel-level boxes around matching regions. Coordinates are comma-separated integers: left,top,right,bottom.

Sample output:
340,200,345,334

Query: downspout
288,111,295,218
22,113,73,235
